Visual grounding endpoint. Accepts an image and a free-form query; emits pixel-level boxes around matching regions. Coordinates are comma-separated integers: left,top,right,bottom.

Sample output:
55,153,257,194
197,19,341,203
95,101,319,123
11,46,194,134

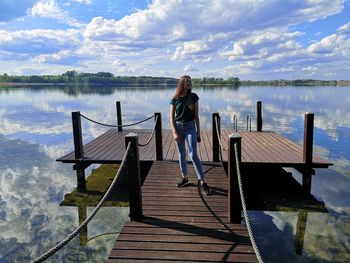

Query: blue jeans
175,120,204,180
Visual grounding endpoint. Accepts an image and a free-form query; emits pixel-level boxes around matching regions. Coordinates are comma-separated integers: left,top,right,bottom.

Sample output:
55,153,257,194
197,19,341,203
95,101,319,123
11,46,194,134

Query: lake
0,85,349,262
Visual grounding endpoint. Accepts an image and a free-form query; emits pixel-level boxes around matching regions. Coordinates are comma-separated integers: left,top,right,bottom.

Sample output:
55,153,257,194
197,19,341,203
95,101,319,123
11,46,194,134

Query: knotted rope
138,115,158,147
80,113,155,128
234,143,264,263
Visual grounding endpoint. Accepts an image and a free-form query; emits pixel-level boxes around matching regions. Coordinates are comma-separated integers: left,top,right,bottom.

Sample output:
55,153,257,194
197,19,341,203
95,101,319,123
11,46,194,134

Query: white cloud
302,66,318,72
32,49,91,65
274,66,297,73
220,61,263,76
307,34,341,54
337,22,350,34
0,29,81,57
222,30,304,60
84,0,342,46
28,0,83,27
113,59,127,67
323,72,337,77
0,50,29,61
72,0,93,4
173,40,210,60
306,33,350,60
184,64,198,72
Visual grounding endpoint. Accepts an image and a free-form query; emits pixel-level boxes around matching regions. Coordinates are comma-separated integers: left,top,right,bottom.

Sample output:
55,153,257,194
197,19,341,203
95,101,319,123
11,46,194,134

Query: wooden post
295,211,308,255
228,134,242,223
256,101,262,132
302,112,314,194
303,113,314,164
212,113,220,162
233,115,238,132
72,111,86,192
116,101,122,132
155,112,163,161
125,133,143,221
78,201,88,246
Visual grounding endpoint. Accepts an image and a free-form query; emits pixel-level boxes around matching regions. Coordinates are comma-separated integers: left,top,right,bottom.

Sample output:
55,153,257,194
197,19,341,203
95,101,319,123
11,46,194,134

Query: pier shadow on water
59,162,152,246
237,165,328,259
241,166,327,213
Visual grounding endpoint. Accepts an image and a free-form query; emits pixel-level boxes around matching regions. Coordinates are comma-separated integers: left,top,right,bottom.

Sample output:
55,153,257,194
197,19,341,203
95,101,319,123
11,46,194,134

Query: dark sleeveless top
170,92,199,122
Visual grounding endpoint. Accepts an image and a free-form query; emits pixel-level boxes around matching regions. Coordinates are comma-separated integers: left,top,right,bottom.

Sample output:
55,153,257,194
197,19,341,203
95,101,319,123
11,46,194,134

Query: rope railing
233,143,264,263
214,115,228,152
80,113,155,128
87,231,120,243
138,115,158,147
31,142,132,263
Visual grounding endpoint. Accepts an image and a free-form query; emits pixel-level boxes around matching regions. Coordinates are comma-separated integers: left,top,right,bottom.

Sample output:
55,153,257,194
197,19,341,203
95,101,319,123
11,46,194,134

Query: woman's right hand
173,132,179,142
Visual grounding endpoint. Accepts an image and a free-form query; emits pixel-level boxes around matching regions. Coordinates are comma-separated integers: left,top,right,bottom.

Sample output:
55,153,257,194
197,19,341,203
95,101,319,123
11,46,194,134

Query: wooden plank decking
57,128,331,168
107,161,258,263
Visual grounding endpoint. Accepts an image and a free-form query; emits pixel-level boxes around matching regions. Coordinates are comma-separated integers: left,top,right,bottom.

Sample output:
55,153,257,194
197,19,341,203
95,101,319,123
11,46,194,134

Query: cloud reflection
0,135,128,262
252,210,350,262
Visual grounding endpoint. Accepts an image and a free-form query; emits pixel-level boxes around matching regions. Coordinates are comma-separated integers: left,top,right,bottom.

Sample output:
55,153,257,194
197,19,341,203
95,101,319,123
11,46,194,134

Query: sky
0,0,350,80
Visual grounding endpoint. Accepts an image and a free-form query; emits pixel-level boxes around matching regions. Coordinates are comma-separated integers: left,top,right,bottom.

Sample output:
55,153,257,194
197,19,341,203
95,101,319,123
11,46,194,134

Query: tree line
0,71,178,85
0,71,349,86
0,71,242,86
240,79,350,86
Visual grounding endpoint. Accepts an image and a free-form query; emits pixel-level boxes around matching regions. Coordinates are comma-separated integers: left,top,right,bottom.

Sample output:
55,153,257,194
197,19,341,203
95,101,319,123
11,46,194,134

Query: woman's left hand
197,131,201,143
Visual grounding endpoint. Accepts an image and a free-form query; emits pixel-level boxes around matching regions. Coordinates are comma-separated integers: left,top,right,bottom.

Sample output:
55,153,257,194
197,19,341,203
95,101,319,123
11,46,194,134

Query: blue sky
0,0,349,80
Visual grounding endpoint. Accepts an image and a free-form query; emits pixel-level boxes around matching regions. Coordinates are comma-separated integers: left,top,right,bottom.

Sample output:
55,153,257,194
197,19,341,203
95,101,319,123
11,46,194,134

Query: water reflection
0,134,129,262
295,211,308,255
250,210,350,262
0,85,349,262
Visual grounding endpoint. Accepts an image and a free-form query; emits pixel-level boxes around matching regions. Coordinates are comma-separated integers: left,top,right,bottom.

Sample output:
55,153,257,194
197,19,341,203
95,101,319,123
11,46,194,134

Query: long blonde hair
173,75,194,110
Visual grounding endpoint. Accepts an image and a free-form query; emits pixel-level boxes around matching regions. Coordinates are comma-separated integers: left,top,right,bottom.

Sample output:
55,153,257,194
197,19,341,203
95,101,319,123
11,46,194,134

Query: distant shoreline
1,71,350,86
1,82,350,87
0,82,69,86
0,82,173,86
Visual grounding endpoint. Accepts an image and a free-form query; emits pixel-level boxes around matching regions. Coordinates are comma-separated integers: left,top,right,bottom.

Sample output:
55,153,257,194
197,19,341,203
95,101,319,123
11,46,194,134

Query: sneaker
201,182,211,196
177,177,189,188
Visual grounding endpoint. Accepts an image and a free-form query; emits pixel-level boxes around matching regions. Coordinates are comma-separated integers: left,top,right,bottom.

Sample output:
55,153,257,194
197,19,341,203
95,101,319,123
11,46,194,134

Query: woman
170,75,210,195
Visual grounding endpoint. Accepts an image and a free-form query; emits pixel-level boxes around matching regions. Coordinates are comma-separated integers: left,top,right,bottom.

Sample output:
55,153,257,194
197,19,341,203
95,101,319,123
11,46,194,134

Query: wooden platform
107,161,258,263
57,129,331,168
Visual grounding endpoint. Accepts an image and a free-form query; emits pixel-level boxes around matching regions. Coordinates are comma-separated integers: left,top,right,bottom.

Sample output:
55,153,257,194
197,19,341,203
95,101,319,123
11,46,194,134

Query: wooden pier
56,101,332,262
107,161,257,262
57,128,330,168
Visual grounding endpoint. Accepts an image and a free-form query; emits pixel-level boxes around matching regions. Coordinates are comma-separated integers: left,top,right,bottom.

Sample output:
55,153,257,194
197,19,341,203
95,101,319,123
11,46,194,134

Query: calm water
0,85,349,262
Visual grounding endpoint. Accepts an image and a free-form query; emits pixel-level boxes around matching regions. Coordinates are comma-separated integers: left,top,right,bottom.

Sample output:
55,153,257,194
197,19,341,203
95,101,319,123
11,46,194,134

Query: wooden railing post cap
125,132,138,138
305,112,314,115
229,134,241,139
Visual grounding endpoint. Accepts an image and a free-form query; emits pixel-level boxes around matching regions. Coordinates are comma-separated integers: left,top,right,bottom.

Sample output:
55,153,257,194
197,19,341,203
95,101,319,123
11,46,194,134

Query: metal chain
31,143,132,263
234,143,264,263
138,115,158,147
215,116,228,152
80,113,155,128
